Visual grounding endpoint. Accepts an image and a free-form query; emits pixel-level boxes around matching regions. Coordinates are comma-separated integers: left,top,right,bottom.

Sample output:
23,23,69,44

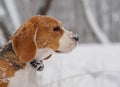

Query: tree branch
0,21,11,41
37,0,53,15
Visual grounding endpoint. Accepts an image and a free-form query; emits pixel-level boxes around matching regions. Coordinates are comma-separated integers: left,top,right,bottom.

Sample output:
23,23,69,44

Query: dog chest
8,66,38,87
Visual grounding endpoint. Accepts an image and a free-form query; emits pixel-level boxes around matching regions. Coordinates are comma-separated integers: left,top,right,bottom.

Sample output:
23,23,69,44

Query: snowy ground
37,44,120,87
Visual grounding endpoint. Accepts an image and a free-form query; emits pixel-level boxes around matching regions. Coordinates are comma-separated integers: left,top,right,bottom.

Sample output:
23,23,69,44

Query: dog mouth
55,50,62,53
55,43,77,53
43,54,52,60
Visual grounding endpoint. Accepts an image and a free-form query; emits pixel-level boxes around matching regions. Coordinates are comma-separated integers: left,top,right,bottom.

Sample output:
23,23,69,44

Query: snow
82,0,110,44
0,67,8,84
37,44,120,87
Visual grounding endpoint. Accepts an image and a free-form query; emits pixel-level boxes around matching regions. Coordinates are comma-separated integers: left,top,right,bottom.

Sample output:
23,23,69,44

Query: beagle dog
0,15,79,87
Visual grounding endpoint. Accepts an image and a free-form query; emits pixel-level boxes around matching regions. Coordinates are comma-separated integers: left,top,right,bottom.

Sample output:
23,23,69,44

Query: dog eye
53,26,60,32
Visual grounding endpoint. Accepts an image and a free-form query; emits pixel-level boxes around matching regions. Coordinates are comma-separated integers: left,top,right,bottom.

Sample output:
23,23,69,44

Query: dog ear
11,23,37,63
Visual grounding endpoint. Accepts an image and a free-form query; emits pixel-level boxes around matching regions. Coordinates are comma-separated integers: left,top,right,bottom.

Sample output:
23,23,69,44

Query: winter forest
0,0,120,87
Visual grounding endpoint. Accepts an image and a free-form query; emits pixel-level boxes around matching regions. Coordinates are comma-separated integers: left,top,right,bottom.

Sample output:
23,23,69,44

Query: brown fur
11,15,63,63
0,44,26,87
0,15,64,87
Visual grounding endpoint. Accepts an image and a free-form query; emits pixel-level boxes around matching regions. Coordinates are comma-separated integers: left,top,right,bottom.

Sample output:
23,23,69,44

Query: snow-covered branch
37,0,53,15
4,0,21,29
0,21,11,41
0,29,7,47
82,0,111,44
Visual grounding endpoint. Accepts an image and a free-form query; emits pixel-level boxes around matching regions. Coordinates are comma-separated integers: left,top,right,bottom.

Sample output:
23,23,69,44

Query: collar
7,41,15,53
0,41,43,71
30,59,44,71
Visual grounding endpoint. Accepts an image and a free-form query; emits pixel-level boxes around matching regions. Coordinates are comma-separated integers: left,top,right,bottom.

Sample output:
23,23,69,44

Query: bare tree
0,21,11,41
37,0,53,15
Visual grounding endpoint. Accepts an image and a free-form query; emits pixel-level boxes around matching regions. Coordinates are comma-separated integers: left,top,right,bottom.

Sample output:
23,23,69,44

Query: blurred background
0,0,120,87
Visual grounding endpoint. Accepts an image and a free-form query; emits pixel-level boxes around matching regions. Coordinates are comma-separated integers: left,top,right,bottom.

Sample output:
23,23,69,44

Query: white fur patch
8,64,38,87
35,48,54,60
58,29,76,52
8,48,54,87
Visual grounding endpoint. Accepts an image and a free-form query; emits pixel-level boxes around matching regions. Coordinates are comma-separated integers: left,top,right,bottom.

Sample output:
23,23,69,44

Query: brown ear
11,23,37,63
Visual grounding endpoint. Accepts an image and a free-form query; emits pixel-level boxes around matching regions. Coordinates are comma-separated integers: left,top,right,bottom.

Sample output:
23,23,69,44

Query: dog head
11,15,79,63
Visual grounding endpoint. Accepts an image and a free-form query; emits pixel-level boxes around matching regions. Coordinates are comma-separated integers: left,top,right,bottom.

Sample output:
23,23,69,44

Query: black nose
73,34,79,41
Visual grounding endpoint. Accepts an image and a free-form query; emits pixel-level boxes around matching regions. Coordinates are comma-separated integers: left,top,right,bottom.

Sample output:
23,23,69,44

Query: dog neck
0,42,26,71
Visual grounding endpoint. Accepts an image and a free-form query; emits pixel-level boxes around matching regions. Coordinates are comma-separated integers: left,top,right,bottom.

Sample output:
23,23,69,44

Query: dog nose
73,34,79,41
